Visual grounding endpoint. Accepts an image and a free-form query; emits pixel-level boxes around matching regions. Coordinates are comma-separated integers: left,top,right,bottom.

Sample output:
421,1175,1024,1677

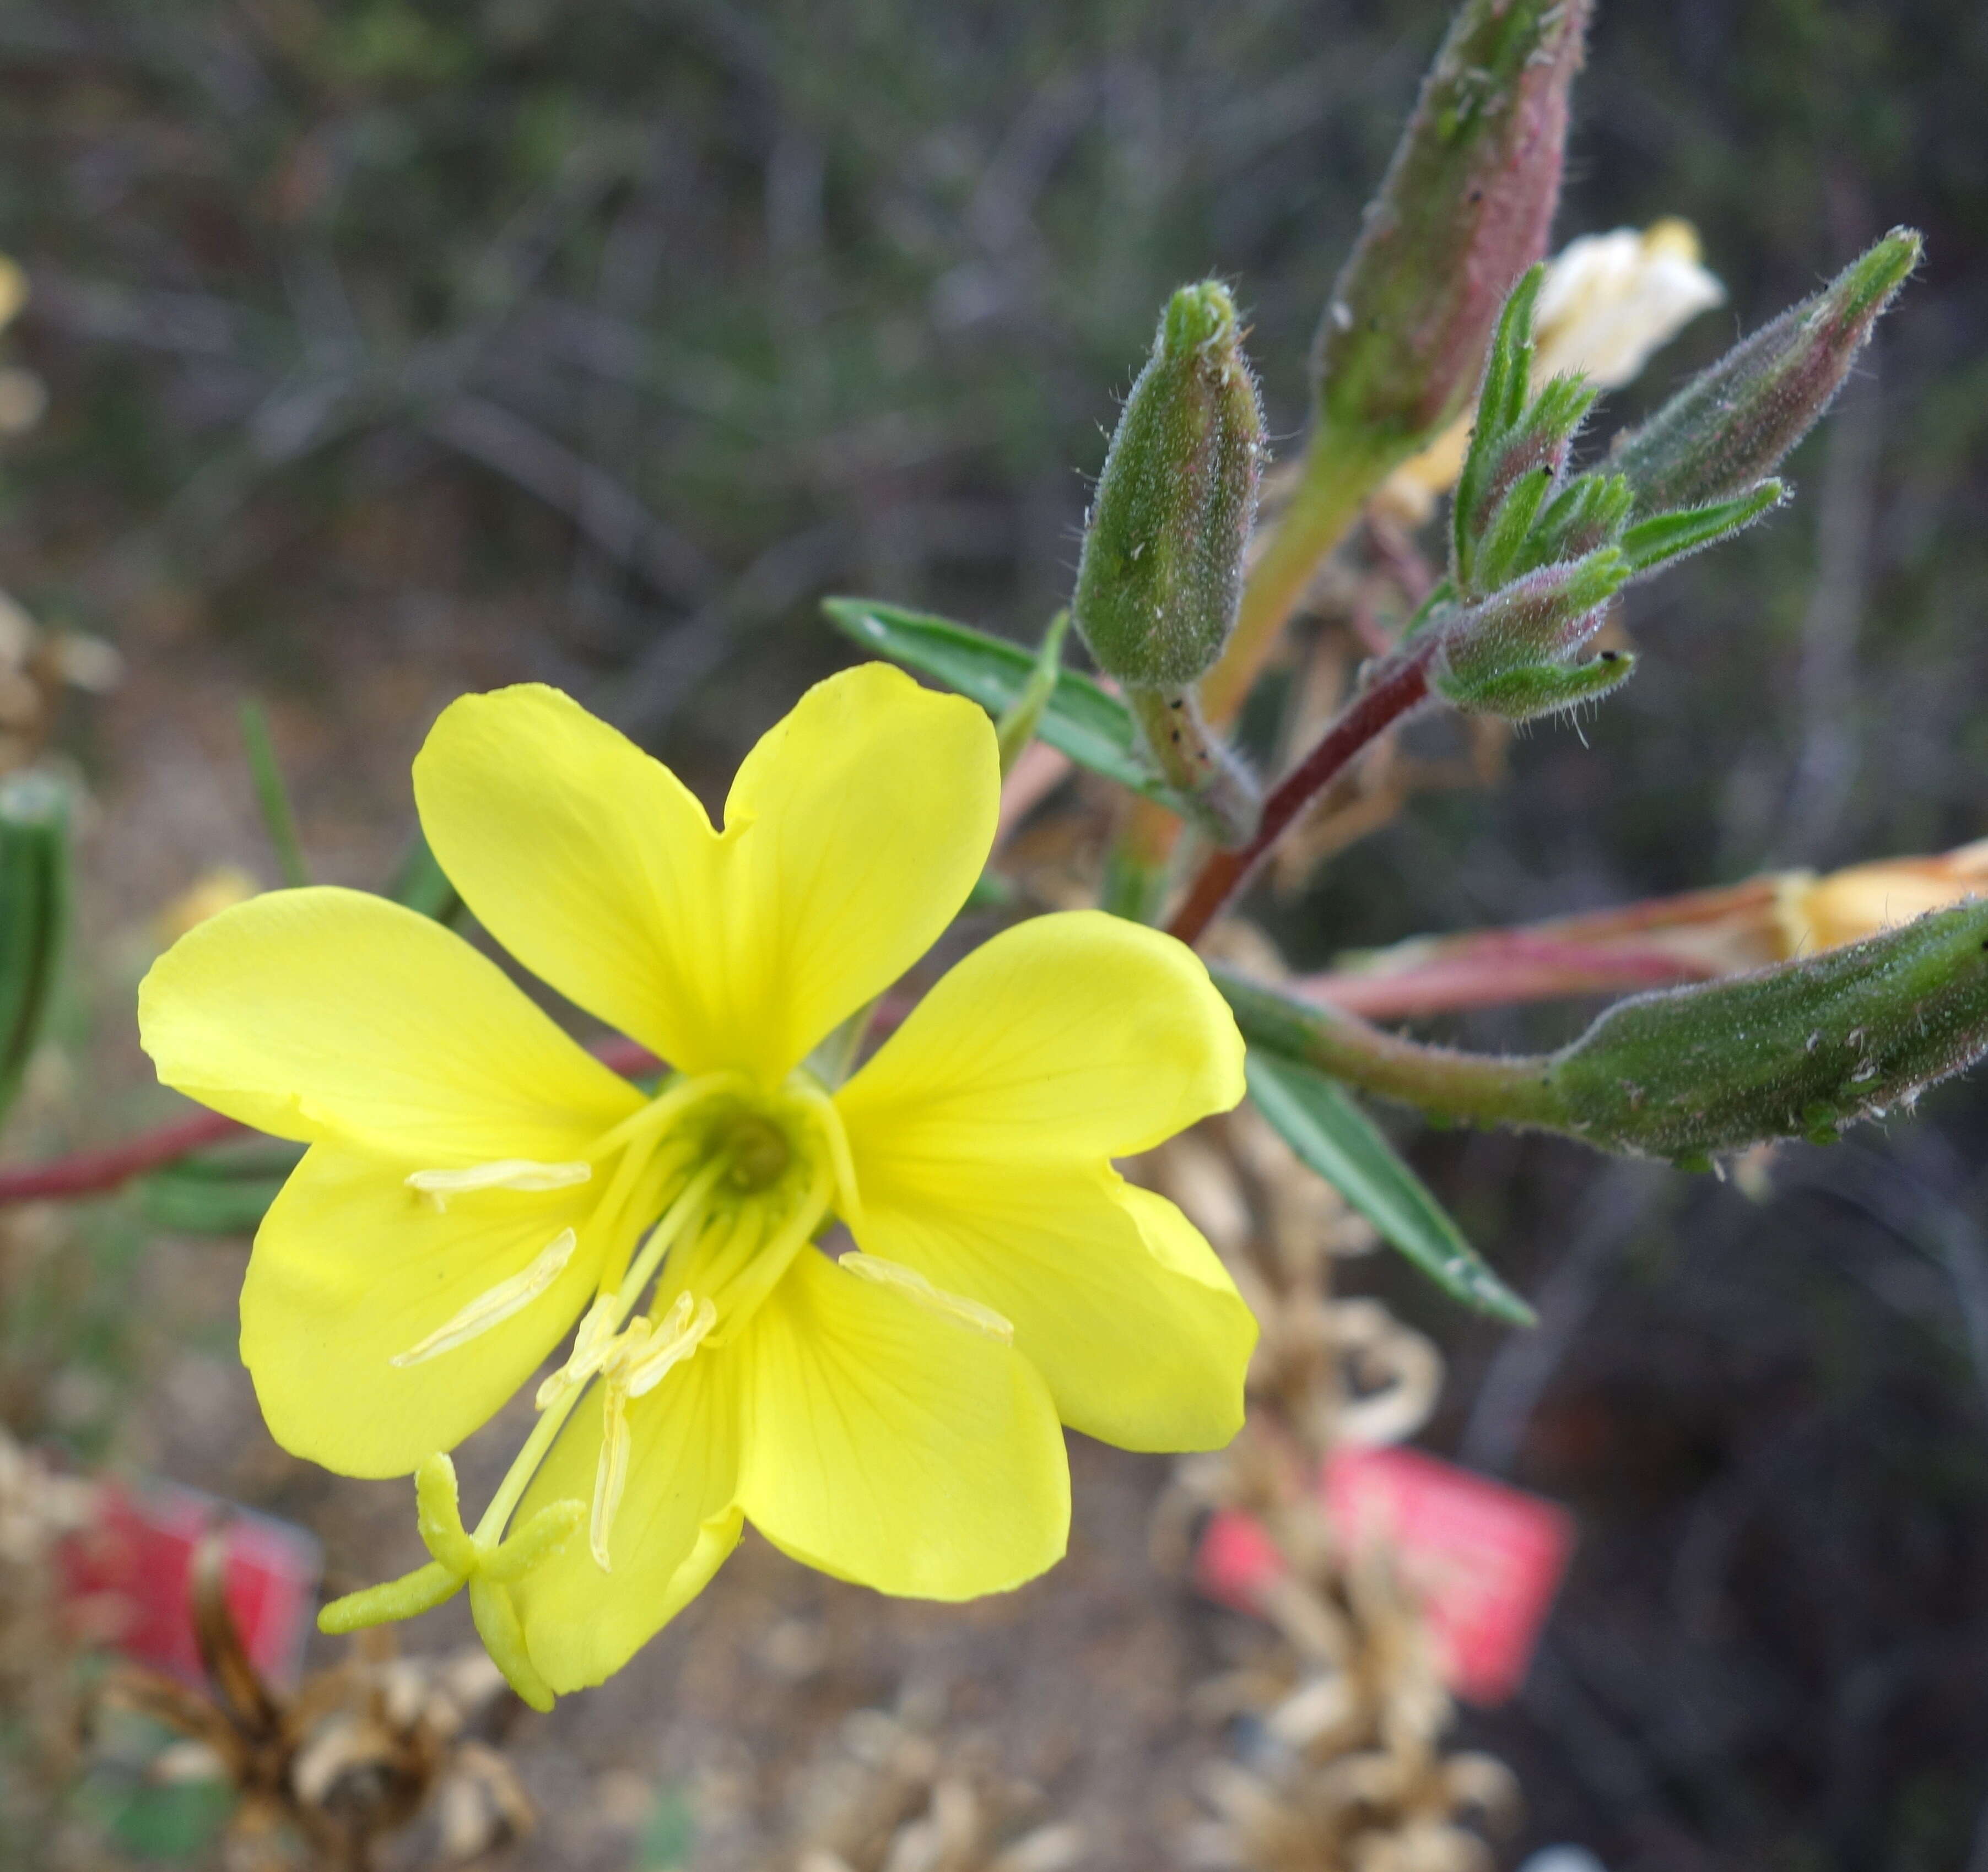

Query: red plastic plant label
61,1479,322,1693
1195,1443,1574,1705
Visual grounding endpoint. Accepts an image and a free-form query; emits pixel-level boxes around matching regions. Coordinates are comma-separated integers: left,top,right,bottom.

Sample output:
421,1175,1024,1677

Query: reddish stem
0,1032,669,1209
1300,939,1715,1021
0,1110,247,1203
1166,646,1435,947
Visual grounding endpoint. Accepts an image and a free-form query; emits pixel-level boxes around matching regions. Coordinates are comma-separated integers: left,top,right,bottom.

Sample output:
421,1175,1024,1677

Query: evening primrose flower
138,665,1254,1702
1378,220,1726,524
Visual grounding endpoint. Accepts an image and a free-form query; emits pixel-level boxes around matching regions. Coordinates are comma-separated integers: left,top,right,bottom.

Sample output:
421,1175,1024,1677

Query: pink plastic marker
62,1479,322,1694
1195,1443,1574,1706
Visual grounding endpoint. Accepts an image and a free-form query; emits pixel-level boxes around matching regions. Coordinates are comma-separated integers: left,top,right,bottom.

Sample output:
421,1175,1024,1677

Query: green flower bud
1073,282,1264,689
1550,899,1988,1162
1611,228,1921,517
1314,0,1590,455
1430,548,1631,718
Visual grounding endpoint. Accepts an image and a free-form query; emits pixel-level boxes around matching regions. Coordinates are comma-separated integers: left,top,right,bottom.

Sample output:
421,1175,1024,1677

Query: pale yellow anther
838,1252,1014,1344
404,1158,592,1213
624,1295,717,1397
577,1293,720,1571
533,1294,619,1409
389,1228,579,1368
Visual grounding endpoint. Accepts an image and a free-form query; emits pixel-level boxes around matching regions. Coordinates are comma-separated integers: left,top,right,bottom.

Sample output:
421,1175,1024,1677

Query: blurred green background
2,2,1987,1868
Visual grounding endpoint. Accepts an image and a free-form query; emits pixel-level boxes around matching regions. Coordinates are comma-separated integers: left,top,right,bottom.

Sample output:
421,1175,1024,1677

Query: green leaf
1618,481,1785,574
140,1142,303,1235
996,607,1070,776
385,830,464,926
1244,1048,1533,1323
0,773,69,1130
822,597,1192,813
238,699,310,890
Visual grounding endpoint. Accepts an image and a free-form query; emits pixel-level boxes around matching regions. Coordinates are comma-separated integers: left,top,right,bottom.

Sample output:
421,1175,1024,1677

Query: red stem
0,1032,669,1209
1166,646,1435,947
0,1110,247,1202
1300,939,1715,1021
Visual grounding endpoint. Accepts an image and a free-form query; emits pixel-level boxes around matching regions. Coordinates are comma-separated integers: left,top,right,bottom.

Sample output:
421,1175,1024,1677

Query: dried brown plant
0,1425,98,1859
94,1525,532,1872
781,1688,1084,1872
1144,1009,1517,1872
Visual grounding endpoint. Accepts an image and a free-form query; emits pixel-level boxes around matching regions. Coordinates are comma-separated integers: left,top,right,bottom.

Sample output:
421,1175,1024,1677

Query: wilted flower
140,665,1255,1699
1775,838,1988,956
1379,220,1724,523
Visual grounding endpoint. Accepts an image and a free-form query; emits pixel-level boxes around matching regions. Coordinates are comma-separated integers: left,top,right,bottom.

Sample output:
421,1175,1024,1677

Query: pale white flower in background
0,256,44,436
1378,219,1726,524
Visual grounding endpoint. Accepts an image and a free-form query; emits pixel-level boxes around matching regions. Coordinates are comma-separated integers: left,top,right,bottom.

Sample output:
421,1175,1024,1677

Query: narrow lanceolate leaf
1616,482,1786,575
140,1141,304,1234
823,597,1195,814
0,773,69,1129
386,830,464,926
1245,1047,1534,1324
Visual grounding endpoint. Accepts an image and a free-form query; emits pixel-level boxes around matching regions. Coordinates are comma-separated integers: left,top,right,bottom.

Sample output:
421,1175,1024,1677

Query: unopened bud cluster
1415,231,1916,726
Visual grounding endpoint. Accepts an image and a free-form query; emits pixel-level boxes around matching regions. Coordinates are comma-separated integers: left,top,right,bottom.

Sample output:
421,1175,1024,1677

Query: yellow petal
836,910,1245,1166
848,1158,1255,1452
717,663,999,1079
736,1247,1068,1600
139,886,641,1159
241,1148,605,1477
511,1351,743,1693
412,685,728,1072
413,668,997,1084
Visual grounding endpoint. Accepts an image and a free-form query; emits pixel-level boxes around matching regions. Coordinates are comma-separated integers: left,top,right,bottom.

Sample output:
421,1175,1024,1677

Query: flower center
716,1112,791,1191
387,1068,852,1573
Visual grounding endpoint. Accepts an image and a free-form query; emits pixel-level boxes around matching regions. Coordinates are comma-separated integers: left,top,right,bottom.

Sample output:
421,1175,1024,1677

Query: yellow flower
1774,838,1988,957
1379,220,1726,524
138,665,1253,1698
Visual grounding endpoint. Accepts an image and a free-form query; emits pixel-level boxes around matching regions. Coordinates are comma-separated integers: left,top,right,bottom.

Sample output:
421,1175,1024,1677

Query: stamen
625,1296,717,1397
585,1297,718,1570
838,1252,1014,1343
533,1294,619,1408
405,1159,591,1212
592,1382,633,1573
788,1080,865,1227
389,1229,579,1367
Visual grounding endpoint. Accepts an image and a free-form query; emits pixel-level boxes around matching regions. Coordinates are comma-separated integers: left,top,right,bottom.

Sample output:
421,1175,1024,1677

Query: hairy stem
1168,643,1436,946
1213,966,1566,1133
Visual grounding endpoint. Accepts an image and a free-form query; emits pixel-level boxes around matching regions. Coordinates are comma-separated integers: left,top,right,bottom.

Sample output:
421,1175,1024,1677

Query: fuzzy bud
1611,228,1921,517
1313,0,1589,456
1549,899,1988,1162
1430,549,1632,718
1074,282,1264,689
